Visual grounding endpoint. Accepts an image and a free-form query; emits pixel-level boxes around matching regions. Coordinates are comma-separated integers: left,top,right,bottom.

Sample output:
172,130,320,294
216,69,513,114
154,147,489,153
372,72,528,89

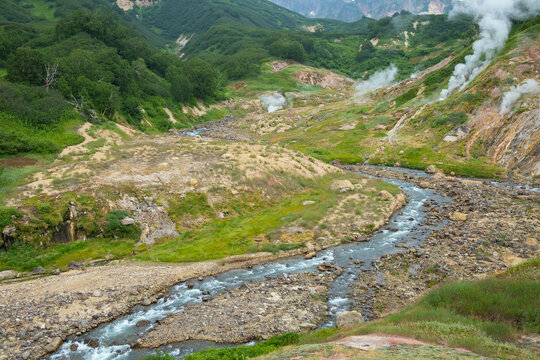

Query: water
50,175,451,359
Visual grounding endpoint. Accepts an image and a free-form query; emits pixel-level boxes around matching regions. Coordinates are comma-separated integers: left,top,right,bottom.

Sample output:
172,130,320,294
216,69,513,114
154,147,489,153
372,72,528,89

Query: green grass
135,183,335,263
229,63,326,98
0,163,41,205
0,238,134,271
143,332,299,360
135,174,397,263
0,206,22,227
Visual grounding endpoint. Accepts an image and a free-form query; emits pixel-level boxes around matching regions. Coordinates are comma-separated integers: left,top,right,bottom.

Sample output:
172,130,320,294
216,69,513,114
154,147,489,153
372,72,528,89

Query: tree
6,47,45,85
41,63,59,91
268,40,306,62
184,59,219,99
169,72,193,103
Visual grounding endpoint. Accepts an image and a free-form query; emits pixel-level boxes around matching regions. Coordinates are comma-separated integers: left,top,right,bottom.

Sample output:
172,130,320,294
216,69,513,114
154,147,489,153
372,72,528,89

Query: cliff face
115,0,158,11
268,0,451,21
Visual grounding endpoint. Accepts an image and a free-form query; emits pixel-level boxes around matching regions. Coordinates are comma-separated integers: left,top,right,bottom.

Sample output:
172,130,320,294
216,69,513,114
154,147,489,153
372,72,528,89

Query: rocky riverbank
138,271,339,348
0,251,315,360
345,166,539,320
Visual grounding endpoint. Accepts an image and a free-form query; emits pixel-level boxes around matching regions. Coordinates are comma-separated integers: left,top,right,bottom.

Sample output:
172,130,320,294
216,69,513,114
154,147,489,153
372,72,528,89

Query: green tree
184,59,219,99
268,40,306,62
6,47,45,85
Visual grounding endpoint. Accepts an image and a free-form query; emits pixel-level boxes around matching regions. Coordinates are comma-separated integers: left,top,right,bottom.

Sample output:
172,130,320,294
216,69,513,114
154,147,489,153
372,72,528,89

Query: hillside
268,0,452,22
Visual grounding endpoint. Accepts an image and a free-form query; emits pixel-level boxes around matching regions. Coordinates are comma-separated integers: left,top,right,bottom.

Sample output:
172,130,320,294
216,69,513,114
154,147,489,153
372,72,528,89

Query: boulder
0,270,18,280
424,165,440,174
304,252,317,260
299,323,316,331
84,338,99,348
419,181,431,189
302,200,316,206
433,172,446,180
33,266,45,274
330,179,355,193
377,190,394,201
336,311,365,328
136,320,151,328
92,290,102,297
69,261,82,270
450,212,468,221
43,337,63,352
121,217,135,226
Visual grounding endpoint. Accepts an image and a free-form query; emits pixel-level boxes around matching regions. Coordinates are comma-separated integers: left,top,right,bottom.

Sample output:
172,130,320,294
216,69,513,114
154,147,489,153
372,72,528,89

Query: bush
432,111,468,127
105,210,141,239
394,87,419,106
0,206,22,228
0,83,68,127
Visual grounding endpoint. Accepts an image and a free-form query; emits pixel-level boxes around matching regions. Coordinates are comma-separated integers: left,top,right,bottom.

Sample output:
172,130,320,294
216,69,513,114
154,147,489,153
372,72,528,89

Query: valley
0,0,539,359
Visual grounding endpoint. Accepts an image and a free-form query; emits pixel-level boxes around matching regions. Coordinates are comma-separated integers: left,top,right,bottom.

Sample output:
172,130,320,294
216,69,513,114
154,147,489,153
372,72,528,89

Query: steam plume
260,93,287,113
355,64,398,98
440,0,540,100
499,79,540,115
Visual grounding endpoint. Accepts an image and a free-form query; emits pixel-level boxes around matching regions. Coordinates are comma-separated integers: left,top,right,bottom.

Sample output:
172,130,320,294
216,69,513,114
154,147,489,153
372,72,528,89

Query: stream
50,170,452,360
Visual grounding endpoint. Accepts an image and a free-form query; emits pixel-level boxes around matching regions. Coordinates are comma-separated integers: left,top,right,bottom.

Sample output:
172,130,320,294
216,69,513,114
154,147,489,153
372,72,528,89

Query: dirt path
58,122,94,157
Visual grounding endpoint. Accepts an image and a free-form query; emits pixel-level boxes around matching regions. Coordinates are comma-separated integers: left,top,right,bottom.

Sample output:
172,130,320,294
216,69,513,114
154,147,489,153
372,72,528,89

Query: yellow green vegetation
136,173,399,263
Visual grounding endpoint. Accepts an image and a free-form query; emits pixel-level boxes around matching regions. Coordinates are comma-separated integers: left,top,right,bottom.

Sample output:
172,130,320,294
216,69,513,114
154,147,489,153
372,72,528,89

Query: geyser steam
440,0,540,100
355,64,398,98
260,93,287,113
499,79,540,115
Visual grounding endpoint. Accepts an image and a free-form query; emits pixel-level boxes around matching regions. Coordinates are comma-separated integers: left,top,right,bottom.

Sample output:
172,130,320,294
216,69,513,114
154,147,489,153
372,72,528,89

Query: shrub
105,210,141,239
432,111,468,127
0,206,22,228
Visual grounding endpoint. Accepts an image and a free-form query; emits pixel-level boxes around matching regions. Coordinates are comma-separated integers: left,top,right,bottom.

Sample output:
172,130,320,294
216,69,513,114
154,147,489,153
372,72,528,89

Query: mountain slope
134,0,312,40
268,0,452,22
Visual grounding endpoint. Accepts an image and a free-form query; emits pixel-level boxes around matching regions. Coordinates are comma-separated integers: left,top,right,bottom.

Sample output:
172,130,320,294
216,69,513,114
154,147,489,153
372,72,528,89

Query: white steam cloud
440,0,540,100
499,79,540,115
355,64,398,98
260,93,287,113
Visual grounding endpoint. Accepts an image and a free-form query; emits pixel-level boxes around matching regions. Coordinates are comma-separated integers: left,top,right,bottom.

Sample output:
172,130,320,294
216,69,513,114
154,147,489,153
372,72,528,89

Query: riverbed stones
305,252,317,259
138,272,336,347
336,311,365,328
346,165,539,323
136,320,151,328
